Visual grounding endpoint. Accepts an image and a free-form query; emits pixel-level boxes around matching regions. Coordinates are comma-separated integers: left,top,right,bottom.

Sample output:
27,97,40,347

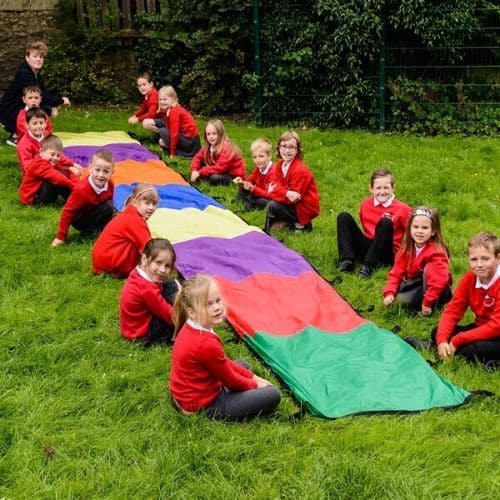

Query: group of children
1,41,498,422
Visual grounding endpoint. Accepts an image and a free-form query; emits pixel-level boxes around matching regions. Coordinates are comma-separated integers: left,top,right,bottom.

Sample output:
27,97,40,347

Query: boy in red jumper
19,135,80,205
51,149,115,247
16,86,52,140
337,168,412,279
233,137,276,211
422,232,499,366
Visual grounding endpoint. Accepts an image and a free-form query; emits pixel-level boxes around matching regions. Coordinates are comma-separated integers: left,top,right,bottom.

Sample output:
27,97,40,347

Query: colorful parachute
61,131,470,419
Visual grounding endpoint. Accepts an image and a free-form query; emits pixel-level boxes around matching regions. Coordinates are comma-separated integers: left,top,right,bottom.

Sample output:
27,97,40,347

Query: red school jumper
359,197,412,252
56,177,114,241
383,242,452,308
91,204,151,278
134,88,159,122
170,321,257,412
190,140,246,179
267,158,321,225
163,105,199,156
19,156,78,205
16,107,53,139
119,267,173,341
436,269,500,348
245,162,276,199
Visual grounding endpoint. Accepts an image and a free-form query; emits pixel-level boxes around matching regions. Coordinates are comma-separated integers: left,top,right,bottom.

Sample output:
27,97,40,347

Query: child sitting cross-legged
336,168,412,279
19,134,80,206
169,274,281,420
233,137,276,211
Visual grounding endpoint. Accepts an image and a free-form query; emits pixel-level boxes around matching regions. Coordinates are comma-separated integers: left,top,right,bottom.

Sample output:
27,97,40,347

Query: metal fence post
379,6,386,131
252,0,263,126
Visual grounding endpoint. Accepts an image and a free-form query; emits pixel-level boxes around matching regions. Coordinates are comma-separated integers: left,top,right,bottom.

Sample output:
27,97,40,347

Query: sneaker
358,264,374,279
6,134,17,147
404,336,432,350
293,222,313,233
338,259,355,272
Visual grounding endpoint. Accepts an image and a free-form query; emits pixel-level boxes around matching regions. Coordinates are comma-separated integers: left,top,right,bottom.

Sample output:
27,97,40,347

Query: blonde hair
277,130,303,160
159,85,178,104
125,183,159,207
92,149,114,166
41,134,63,151
468,231,499,257
203,119,240,163
173,274,215,337
26,41,47,57
250,137,273,156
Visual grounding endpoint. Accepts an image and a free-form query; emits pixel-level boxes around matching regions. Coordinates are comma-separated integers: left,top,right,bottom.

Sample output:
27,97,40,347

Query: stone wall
0,1,59,92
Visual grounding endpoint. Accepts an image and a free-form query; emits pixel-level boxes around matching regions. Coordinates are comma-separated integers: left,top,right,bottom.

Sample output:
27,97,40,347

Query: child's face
205,124,219,146
191,282,225,328
158,93,175,109
410,215,435,248
468,245,499,284
137,78,154,95
252,149,272,170
370,176,394,204
23,91,42,108
133,198,158,220
25,50,45,71
89,158,114,188
278,138,298,162
141,250,173,283
40,147,61,166
27,117,46,138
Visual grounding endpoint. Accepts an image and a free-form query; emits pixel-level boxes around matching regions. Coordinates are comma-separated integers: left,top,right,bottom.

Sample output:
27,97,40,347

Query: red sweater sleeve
168,106,181,156
190,147,206,172
199,143,244,177
135,88,159,122
383,253,407,297
142,286,174,325
422,248,451,308
17,135,39,175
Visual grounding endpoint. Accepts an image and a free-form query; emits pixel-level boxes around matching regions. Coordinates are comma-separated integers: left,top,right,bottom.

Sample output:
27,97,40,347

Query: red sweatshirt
245,162,276,199
134,88,159,122
436,269,500,348
190,140,246,178
92,204,151,278
383,242,452,308
359,197,412,252
16,107,52,139
267,158,321,226
119,267,173,341
19,156,78,205
17,132,74,175
163,105,199,156
170,321,257,412
56,177,114,241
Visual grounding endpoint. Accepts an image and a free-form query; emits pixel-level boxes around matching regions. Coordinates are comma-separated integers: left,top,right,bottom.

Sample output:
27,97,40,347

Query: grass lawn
0,107,499,498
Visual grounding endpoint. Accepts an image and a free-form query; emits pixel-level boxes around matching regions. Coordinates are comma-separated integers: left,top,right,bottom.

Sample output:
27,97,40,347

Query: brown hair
173,274,214,337
138,72,153,83
142,237,176,265
26,107,47,123
399,205,449,257
125,183,159,207
23,85,41,96
41,134,63,152
468,231,499,257
26,41,48,57
250,137,273,156
276,130,303,160
370,168,394,187
92,149,114,165
202,119,240,163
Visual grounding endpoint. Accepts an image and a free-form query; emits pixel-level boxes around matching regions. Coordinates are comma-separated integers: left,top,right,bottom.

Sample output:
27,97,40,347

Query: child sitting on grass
92,183,159,278
264,130,320,233
336,168,412,279
19,135,80,206
16,85,52,140
52,149,115,247
233,137,276,211
169,274,281,420
120,238,179,346
127,72,158,127
383,206,452,316
406,231,499,366
190,119,246,185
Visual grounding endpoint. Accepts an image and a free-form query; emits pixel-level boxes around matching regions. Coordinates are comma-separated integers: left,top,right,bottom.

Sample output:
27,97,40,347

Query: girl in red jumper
92,183,159,278
127,72,159,126
120,238,179,346
169,275,281,420
190,119,246,185
264,130,321,233
383,206,452,315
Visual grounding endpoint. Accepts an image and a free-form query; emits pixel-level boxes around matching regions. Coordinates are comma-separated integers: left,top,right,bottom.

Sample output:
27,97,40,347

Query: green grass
0,106,499,498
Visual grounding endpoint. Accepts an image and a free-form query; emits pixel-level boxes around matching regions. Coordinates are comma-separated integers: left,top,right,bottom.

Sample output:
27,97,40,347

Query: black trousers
158,127,201,158
204,360,281,421
237,187,270,211
336,212,394,267
72,200,115,235
204,173,233,186
34,180,71,205
264,201,298,232
396,274,452,312
143,279,180,347
431,324,500,366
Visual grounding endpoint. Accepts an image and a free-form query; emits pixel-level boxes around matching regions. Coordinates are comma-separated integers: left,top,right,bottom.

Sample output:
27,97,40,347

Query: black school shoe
338,259,355,272
404,336,432,350
358,264,374,279
292,222,313,233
